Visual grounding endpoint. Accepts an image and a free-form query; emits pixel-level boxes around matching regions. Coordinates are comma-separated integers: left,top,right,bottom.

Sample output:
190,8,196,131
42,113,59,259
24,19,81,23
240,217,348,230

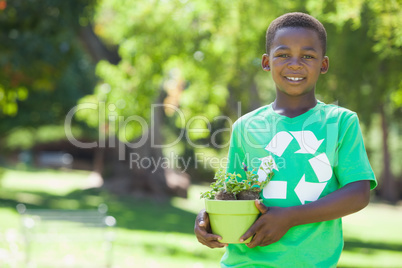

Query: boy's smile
262,27,329,98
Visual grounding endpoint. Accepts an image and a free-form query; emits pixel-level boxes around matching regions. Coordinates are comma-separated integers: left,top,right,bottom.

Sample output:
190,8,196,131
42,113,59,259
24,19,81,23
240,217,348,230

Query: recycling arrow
309,153,332,182
262,181,287,199
260,130,333,204
265,131,293,157
294,175,327,205
290,131,323,154
258,155,287,199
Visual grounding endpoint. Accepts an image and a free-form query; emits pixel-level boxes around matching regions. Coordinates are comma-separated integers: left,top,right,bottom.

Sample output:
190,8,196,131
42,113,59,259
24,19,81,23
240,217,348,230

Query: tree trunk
79,25,180,198
100,91,181,199
93,147,105,174
79,25,120,64
379,104,398,203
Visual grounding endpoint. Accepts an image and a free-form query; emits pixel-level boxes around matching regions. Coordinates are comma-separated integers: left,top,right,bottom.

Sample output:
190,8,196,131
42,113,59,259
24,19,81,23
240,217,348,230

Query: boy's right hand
194,209,228,248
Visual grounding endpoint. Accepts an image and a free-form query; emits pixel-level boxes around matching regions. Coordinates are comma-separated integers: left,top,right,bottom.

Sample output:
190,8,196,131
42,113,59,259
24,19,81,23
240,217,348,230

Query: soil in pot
215,191,236,200
236,190,260,200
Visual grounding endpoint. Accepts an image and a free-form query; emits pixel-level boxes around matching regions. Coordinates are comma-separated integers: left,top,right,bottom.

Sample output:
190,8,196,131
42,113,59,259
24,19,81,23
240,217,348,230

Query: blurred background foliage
0,0,402,267
1,0,401,201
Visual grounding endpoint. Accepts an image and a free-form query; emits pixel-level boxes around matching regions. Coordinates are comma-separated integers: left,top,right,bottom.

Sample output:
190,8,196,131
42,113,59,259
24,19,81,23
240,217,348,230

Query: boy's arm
240,180,370,248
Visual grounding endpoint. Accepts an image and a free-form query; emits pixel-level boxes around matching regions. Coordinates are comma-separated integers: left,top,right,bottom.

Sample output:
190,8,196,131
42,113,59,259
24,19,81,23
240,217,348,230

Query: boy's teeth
286,77,303,81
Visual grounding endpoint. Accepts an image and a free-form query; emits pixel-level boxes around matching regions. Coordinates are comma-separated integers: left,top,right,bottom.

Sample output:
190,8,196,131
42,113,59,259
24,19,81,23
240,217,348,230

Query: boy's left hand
240,200,293,248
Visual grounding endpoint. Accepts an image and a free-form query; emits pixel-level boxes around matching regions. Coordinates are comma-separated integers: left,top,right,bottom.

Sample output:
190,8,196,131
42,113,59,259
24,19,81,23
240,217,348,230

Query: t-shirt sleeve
333,113,377,189
226,120,247,179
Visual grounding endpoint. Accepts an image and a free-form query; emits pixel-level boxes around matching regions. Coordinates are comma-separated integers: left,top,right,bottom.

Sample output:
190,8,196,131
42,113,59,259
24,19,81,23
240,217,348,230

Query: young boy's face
262,27,329,98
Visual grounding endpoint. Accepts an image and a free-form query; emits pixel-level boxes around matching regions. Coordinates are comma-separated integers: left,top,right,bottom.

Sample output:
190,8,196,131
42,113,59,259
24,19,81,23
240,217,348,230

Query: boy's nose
287,58,303,70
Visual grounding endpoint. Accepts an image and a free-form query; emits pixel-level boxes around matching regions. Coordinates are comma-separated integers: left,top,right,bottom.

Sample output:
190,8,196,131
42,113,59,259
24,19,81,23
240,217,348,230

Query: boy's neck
273,94,317,118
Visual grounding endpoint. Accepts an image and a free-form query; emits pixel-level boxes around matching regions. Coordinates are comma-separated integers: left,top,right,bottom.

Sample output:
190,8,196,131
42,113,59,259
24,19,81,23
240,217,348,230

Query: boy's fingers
198,215,206,228
211,241,228,248
196,222,222,241
205,232,223,242
240,201,269,242
196,210,228,248
199,211,209,223
246,234,263,248
202,228,227,246
201,233,227,248
197,210,209,228
202,240,227,248
239,226,256,243
255,199,269,214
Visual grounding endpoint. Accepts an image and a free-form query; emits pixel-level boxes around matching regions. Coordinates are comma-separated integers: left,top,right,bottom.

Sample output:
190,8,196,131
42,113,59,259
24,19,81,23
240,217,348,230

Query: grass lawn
0,167,401,267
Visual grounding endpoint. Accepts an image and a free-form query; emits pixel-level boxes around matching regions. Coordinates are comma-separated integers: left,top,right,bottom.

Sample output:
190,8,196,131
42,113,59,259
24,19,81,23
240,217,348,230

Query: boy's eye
278,54,289,58
303,55,313,59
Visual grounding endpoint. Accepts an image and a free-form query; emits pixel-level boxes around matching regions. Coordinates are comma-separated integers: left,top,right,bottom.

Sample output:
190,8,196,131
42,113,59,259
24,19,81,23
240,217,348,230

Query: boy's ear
320,56,329,74
262,54,270,71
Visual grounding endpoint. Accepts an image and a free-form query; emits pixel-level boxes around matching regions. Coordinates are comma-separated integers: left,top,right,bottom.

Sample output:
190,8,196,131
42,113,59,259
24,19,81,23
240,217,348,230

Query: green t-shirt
222,101,377,268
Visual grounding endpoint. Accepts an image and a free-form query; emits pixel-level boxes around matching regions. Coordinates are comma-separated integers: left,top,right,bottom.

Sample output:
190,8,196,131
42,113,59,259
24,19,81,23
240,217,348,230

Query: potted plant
200,162,274,243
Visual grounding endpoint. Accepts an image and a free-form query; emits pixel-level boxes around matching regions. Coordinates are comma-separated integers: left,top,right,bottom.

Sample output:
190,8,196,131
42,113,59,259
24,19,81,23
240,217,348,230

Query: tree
75,0,401,200
307,0,402,202
0,1,98,157
2,0,401,201
0,0,97,114
72,0,294,196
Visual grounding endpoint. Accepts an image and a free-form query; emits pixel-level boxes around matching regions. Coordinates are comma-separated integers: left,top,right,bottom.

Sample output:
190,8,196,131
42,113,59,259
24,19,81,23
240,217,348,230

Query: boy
194,12,377,267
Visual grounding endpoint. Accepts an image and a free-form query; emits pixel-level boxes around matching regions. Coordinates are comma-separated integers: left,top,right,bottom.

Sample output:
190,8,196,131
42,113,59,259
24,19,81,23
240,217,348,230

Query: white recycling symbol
258,131,332,205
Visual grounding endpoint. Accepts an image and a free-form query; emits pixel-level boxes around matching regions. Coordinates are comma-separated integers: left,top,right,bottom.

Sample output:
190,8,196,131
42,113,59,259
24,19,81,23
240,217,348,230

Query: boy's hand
194,209,228,248
240,200,293,248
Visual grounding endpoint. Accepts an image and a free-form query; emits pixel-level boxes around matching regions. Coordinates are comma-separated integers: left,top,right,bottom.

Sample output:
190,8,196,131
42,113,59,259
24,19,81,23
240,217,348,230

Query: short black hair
266,12,327,56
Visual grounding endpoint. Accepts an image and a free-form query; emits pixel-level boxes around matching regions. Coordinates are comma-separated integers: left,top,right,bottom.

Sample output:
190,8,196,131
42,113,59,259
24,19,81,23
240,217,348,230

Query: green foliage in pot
200,162,274,200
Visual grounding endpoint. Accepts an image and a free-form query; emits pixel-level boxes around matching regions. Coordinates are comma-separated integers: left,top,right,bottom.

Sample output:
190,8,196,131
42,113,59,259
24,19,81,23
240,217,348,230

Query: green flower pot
205,199,260,244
